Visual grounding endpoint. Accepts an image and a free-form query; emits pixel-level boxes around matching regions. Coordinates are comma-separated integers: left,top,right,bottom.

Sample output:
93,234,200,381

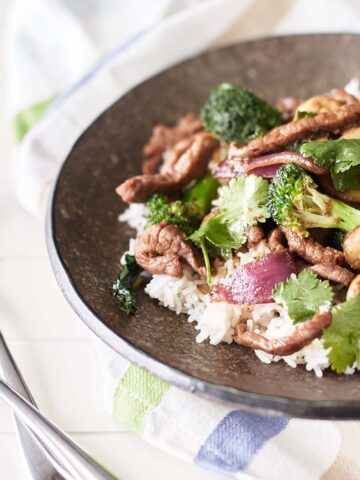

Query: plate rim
46,33,360,419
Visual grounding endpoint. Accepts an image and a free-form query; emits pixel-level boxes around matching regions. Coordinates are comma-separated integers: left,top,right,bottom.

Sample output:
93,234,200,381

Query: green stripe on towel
113,365,169,434
13,96,56,142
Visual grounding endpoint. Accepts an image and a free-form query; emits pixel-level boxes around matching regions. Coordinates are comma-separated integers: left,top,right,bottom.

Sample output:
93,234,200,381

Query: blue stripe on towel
195,411,288,472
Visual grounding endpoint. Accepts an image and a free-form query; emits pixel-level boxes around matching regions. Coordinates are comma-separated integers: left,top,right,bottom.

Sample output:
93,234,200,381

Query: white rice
118,203,147,235
117,79,360,376
237,239,271,265
118,199,333,376
120,238,136,265
145,268,206,316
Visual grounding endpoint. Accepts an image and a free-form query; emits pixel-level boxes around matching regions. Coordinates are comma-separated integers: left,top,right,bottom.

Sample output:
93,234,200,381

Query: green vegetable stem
268,163,360,233
183,174,220,216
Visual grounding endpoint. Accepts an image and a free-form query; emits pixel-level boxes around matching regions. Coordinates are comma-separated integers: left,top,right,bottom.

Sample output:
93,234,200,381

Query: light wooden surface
0,3,225,479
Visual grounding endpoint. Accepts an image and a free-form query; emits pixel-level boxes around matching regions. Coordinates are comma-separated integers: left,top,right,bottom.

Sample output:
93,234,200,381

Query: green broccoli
268,163,360,232
201,83,283,144
146,194,202,236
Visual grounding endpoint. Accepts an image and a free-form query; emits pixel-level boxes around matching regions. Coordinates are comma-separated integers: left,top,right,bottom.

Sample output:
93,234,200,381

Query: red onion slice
248,164,280,178
215,151,328,178
244,151,328,175
211,250,297,304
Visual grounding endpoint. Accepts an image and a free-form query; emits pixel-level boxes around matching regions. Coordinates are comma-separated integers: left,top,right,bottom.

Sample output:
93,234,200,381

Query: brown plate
47,34,360,419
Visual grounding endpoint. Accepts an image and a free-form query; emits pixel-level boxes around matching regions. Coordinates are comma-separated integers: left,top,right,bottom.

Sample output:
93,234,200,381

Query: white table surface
0,3,226,479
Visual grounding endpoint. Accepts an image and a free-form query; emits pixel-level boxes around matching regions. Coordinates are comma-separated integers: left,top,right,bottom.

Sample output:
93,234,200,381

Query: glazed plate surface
47,34,360,418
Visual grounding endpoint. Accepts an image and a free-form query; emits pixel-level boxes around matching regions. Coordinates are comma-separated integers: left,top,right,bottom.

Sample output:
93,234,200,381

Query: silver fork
0,332,119,480
0,332,66,479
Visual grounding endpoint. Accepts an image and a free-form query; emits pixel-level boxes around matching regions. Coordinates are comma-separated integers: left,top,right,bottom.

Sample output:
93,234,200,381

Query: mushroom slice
343,225,360,270
347,274,360,300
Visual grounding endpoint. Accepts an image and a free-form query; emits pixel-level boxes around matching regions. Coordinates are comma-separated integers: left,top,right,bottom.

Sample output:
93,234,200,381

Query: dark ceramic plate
47,34,360,419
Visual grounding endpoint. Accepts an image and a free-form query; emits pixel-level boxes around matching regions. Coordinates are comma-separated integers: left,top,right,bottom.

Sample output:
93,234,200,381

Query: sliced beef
142,153,163,176
229,103,360,159
330,88,359,106
234,311,331,356
134,221,204,277
117,132,219,203
281,227,346,266
310,263,354,286
268,227,285,251
159,136,196,175
142,113,203,174
246,226,264,248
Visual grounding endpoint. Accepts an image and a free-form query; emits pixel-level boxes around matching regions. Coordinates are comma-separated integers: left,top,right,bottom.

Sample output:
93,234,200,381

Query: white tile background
0,2,225,479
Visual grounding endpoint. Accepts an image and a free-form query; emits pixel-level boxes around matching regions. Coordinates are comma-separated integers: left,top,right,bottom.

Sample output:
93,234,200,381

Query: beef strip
142,113,203,174
229,103,360,159
159,136,196,175
134,221,204,277
281,227,346,266
234,311,332,356
330,88,359,106
246,226,264,248
142,153,163,176
268,227,286,251
117,132,219,203
310,263,354,286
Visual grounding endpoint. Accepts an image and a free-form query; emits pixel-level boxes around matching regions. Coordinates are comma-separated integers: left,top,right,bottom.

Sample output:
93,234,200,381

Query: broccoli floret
146,194,202,236
201,83,283,143
268,163,360,232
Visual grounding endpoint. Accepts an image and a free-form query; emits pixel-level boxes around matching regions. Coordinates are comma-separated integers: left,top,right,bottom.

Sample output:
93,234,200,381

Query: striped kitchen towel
6,0,360,478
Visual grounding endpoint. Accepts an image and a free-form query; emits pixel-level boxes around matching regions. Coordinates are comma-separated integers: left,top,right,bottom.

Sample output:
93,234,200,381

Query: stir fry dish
114,81,360,377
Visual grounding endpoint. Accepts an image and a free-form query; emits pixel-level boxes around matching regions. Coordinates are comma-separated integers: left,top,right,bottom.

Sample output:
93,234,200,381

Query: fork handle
0,380,119,480
0,333,67,479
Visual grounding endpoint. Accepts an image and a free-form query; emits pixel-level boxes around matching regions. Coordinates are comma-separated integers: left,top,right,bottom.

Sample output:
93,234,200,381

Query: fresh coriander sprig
189,174,270,282
272,270,334,323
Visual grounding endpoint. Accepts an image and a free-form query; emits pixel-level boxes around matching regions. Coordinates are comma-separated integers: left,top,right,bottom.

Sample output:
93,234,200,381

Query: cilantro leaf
188,175,270,282
189,214,242,249
219,174,270,228
273,270,334,323
323,296,360,373
300,139,360,191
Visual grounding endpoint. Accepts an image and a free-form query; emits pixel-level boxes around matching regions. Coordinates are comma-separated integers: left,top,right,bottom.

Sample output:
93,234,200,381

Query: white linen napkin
6,0,360,478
